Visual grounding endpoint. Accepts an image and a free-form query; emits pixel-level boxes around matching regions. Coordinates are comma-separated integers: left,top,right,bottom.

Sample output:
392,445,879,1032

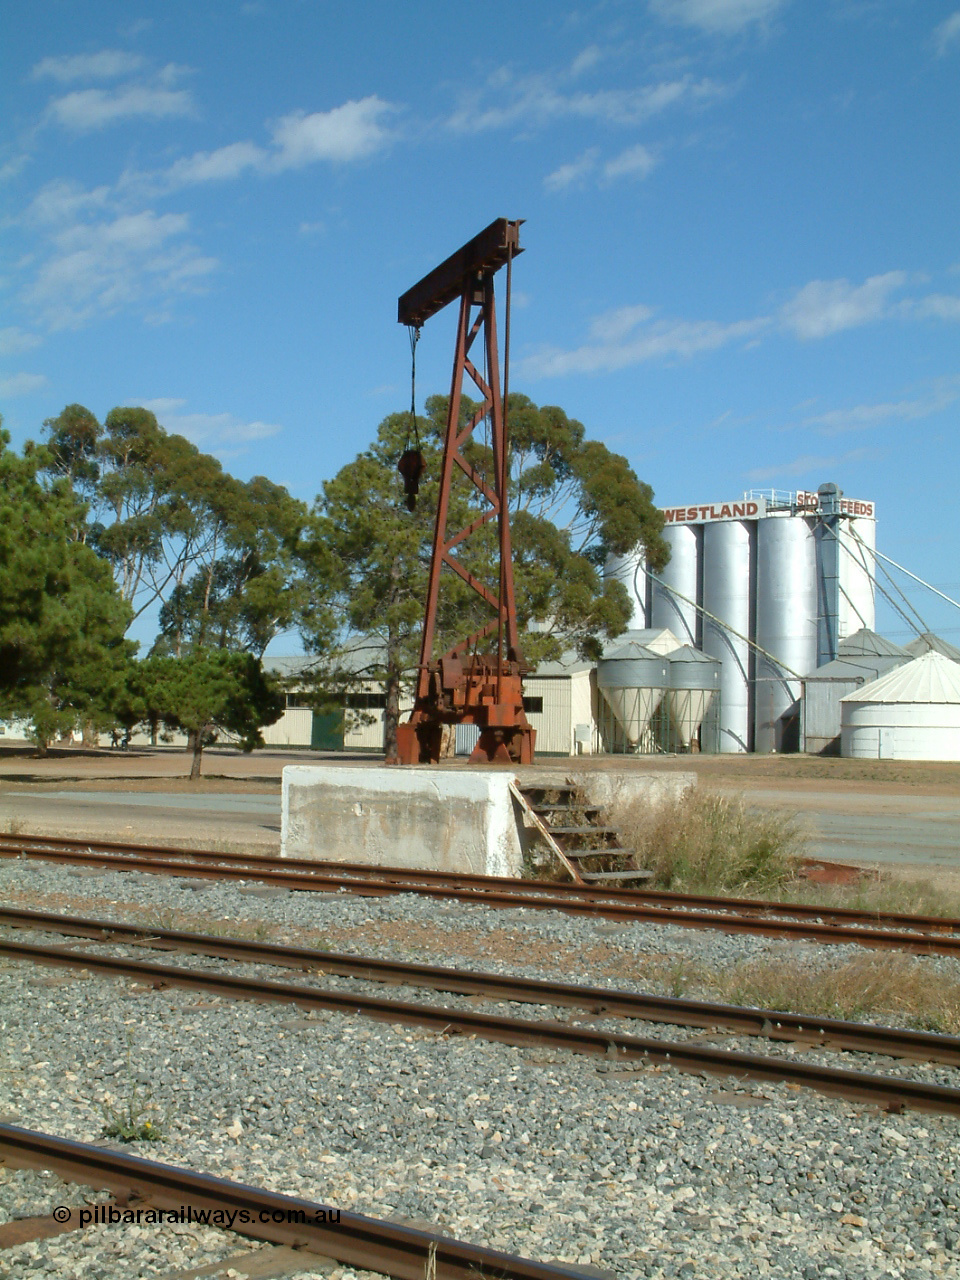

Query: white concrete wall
282,766,526,875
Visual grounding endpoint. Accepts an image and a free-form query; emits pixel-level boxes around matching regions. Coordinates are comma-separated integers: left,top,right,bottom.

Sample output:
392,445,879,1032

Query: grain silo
665,645,722,752
754,511,819,753
840,651,960,761
611,484,878,753
701,519,753,753
596,641,670,754
649,524,699,645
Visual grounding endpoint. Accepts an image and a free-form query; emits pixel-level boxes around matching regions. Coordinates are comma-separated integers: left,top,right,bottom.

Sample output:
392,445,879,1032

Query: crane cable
397,325,424,511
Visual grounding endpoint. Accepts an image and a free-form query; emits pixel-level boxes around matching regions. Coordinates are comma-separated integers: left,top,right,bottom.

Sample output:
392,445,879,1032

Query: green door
310,711,343,750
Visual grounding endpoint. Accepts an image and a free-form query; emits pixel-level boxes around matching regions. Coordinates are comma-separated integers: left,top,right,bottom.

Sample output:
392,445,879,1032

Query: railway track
3,830,960,956
0,1123,597,1280
3,904,959,1066
2,911,959,1116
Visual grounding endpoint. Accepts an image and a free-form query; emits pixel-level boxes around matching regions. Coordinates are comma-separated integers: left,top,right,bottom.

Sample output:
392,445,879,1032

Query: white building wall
523,676,573,754
262,708,313,747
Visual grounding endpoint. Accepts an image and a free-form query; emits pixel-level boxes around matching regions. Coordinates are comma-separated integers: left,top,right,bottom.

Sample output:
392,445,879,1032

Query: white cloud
0,372,47,397
779,271,908,339
589,304,656,342
935,12,960,56
545,143,659,192
136,399,282,449
604,143,658,181
46,84,194,131
270,97,395,168
522,305,768,377
520,266,960,380
909,293,960,321
32,50,145,82
570,46,604,76
649,0,787,34
25,209,216,330
0,155,30,184
166,142,266,185
746,448,877,483
27,179,113,225
0,327,42,356
544,149,599,191
804,382,960,434
448,70,722,134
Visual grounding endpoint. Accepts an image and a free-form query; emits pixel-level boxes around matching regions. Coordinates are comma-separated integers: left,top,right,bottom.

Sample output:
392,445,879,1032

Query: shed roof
840,650,960,705
803,653,905,683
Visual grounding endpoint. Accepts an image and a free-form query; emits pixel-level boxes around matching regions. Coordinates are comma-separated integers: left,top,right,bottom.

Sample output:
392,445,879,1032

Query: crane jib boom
398,219,524,329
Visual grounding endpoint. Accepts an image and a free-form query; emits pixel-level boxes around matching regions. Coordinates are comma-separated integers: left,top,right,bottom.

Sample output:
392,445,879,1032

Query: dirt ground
2,741,959,792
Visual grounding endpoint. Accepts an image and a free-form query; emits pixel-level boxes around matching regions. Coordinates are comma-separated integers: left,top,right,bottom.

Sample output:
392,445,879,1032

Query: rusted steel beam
4,939,960,1115
398,218,523,328
4,906,959,1066
0,1124,594,1280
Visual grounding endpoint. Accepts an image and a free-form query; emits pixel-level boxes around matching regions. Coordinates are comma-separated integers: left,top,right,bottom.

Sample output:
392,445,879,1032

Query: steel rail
3,837,960,957
3,938,960,1116
0,1123,594,1280
3,905,958,1065
2,829,957,935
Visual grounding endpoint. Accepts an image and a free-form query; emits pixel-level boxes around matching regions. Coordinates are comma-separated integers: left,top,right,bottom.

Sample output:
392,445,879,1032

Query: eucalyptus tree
302,394,667,755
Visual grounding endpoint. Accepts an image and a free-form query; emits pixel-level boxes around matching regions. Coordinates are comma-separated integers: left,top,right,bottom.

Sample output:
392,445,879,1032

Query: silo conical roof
840,650,960,704
904,632,960,664
837,628,908,659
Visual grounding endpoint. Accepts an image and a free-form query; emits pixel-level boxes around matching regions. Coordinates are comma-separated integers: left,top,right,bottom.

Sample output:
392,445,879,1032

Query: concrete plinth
281,766,525,876
281,764,697,878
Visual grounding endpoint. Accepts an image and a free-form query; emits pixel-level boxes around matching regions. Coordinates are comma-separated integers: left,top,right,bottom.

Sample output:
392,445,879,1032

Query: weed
616,788,802,894
100,1035,168,1143
714,951,960,1035
101,1087,167,1143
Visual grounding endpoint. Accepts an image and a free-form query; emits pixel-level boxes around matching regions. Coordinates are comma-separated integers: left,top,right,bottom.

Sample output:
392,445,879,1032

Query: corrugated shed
840,650,960,704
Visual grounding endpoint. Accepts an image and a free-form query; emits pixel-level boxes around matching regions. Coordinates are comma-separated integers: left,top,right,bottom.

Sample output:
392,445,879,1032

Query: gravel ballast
0,857,958,1279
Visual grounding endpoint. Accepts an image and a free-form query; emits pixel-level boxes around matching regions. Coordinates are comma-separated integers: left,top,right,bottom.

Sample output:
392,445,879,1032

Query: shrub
617,787,803,894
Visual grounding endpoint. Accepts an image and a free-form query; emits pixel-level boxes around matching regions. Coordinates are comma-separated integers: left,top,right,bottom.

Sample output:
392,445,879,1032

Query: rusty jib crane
393,218,536,766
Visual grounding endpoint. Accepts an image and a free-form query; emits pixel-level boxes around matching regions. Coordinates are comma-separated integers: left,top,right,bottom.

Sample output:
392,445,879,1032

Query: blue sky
2,0,959,647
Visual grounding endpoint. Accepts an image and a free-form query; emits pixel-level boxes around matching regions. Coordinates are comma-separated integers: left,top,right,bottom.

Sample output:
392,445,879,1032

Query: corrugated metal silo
755,513,818,752
665,645,722,750
839,514,877,638
841,651,960,760
604,550,647,630
596,642,670,752
701,519,753,753
650,524,699,644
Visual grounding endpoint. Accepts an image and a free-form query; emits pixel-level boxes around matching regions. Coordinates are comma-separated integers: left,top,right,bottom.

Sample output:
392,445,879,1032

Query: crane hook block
398,448,425,511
